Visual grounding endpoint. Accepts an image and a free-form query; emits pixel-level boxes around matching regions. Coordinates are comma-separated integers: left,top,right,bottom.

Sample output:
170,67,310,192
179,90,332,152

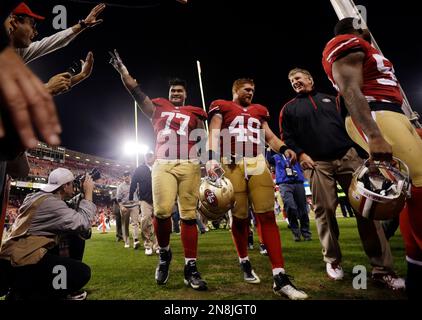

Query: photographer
0,168,96,300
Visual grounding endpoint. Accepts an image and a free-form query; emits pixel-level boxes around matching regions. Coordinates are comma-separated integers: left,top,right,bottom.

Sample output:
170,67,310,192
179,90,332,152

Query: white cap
41,168,75,193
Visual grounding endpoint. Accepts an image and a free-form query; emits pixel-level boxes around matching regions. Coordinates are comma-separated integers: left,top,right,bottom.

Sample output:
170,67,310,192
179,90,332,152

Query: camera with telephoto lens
73,167,101,194
67,168,100,212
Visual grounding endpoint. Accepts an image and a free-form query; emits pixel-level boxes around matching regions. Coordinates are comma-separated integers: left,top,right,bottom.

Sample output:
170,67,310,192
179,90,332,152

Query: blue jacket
268,153,305,184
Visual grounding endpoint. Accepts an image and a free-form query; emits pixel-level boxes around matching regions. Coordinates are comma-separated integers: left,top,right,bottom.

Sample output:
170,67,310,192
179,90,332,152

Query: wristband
130,86,147,104
78,19,88,29
279,145,289,155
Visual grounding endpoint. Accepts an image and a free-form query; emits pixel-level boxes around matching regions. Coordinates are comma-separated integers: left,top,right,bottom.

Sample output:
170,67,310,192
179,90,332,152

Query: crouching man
0,168,96,300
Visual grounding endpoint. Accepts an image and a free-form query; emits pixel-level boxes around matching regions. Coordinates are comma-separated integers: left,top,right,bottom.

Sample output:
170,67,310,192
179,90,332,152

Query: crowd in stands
27,156,130,187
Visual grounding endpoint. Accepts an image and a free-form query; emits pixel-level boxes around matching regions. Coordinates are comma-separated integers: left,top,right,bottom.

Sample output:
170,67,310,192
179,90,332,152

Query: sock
185,258,197,265
239,256,249,263
407,186,422,249
153,217,172,248
272,268,285,276
400,203,422,263
181,219,198,259
255,211,285,269
231,216,249,259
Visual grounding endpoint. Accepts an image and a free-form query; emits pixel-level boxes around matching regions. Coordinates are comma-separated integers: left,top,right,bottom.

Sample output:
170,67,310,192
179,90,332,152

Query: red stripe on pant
255,211,285,269
181,220,198,259
153,217,172,248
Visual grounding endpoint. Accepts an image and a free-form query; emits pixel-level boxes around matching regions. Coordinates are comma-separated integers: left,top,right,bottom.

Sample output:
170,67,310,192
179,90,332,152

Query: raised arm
109,49,155,119
332,51,392,161
18,4,106,63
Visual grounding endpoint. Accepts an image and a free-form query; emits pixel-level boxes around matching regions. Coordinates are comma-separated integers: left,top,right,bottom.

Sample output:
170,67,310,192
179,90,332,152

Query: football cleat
273,273,308,300
155,248,172,285
184,260,208,291
240,260,260,284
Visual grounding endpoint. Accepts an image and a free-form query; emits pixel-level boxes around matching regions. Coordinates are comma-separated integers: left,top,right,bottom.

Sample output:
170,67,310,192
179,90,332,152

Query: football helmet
348,158,410,220
198,174,236,221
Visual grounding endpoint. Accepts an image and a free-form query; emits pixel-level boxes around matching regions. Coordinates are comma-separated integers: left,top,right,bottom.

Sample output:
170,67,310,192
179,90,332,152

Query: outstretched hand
109,49,129,76
83,3,106,28
80,51,94,77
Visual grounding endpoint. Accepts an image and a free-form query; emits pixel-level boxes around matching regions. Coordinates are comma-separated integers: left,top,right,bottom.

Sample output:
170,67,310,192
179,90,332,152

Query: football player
206,78,308,300
110,50,208,291
322,17,422,298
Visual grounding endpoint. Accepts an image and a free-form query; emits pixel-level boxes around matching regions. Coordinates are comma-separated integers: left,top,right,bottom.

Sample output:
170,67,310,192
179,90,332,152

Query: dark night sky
24,0,422,161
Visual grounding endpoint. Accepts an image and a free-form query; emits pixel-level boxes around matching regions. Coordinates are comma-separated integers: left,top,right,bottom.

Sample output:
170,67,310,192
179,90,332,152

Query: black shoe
293,234,301,242
155,248,172,285
259,243,268,256
184,260,208,291
66,290,88,300
273,273,308,300
240,260,260,284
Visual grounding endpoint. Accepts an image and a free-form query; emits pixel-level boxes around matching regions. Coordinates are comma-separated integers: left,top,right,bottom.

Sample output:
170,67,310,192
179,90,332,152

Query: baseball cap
41,168,75,193
12,3,45,20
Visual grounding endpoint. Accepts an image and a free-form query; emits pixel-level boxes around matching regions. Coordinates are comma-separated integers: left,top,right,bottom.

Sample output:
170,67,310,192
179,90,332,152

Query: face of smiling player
169,85,187,106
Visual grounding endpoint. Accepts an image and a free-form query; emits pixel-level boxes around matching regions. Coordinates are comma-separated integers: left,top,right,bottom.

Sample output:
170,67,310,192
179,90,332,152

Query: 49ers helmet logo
204,189,218,207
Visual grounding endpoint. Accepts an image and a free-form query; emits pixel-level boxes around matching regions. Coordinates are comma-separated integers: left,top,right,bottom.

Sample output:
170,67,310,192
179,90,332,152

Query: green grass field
84,217,407,300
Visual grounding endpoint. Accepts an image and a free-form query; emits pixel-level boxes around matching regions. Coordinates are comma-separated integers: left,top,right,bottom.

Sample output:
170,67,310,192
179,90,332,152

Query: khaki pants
152,160,200,220
304,147,394,273
222,154,274,219
139,201,158,250
345,111,422,187
120,206,140,246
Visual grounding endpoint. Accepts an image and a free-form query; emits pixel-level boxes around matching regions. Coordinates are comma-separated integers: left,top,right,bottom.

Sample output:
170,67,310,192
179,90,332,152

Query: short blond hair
232,78,255,94
288,68,313,80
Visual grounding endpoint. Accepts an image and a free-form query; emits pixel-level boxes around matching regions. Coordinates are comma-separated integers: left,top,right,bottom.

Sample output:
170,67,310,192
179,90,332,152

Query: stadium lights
123,141,149,156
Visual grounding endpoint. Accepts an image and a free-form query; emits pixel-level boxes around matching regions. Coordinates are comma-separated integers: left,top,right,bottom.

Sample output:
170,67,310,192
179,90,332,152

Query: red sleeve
279,105,286,139
208,99,226,120
186,106,208,120
255,104,270,123
151,98,172,109
323,34,368,65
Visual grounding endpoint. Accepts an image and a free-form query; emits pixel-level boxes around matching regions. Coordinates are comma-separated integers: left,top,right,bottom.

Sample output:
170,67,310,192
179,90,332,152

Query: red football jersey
322,34,403,107
151,98,207,160
209,100,269,157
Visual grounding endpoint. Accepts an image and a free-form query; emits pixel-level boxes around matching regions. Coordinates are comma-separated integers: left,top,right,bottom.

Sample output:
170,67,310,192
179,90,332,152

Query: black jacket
279,91,356,161
129,165,153,204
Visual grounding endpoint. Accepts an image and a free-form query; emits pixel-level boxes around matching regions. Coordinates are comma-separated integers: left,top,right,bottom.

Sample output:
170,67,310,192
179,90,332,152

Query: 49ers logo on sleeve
204,189,218,207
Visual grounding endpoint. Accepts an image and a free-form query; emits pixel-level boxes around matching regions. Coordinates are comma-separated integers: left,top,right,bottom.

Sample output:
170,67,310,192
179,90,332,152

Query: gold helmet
348,158,410,220
198,175,236,221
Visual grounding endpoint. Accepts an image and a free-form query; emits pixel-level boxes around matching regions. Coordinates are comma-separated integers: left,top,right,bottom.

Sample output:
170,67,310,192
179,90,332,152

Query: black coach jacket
279,91,356,161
